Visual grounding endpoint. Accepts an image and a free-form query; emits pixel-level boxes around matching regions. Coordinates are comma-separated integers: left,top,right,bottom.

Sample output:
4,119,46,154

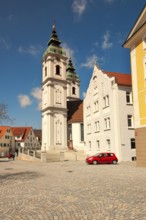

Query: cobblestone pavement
0,158,146,220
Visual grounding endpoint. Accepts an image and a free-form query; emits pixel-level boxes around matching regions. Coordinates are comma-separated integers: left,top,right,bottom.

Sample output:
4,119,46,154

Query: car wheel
112,160,117,164
93,160,98,165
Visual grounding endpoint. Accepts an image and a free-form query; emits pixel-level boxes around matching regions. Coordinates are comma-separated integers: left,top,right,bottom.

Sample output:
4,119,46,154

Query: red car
86,152,118,165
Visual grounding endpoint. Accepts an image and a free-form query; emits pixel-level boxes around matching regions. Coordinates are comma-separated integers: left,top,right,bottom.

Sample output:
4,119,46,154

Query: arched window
72,87,76,95
45,67,47,77
56,65,60,75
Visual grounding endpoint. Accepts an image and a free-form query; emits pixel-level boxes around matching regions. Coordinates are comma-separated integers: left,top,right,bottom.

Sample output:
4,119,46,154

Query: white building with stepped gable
84,65,136,161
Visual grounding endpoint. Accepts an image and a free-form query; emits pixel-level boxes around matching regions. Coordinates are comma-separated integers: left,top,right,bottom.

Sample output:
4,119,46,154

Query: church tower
66,58,80,101
42,24,68,151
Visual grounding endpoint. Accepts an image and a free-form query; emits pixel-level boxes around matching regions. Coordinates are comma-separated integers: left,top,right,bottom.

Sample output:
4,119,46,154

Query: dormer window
56,65,60,75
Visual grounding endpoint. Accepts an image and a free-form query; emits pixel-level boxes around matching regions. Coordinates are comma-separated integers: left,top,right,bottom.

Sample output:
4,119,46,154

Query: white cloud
18,45,43,56
62,43,74,59
18,95,32,108
102,31,113,50
31,87,42,100
72,0,91,17
18,87,42,110
31,87,42,110
0,37,11,49
80,54,103,68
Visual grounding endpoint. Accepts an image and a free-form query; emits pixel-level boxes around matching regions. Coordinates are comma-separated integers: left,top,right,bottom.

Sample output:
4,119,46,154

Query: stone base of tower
40,149,86,162
41,145,67,152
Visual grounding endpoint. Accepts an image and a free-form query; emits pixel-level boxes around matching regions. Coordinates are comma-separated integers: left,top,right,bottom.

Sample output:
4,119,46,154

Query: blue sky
0,0,145,128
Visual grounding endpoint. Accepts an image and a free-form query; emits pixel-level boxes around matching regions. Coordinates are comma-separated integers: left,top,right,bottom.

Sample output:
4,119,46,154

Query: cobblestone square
0,159,146,220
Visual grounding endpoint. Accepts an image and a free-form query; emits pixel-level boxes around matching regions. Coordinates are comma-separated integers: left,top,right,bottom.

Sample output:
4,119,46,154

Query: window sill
128,127,134,130
103,106,109,109
104,128,111,131
94,110,99,113
126,103,133,106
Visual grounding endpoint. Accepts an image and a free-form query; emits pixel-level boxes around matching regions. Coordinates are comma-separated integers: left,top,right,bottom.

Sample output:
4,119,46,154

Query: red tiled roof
67,100,83,123
11,127,32,142
0,126,11,139
103,71,132,87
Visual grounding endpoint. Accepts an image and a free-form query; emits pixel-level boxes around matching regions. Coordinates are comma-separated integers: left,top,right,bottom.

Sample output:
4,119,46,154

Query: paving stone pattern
0,158,146,220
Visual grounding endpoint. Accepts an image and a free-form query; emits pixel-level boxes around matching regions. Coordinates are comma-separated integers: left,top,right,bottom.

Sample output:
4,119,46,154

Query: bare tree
0,103,14,124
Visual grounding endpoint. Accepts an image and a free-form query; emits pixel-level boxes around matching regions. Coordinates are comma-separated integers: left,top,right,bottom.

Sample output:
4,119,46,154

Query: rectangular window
126,92,132,104
127,115,133,128
94,100,99,112
95,121,100,132
103,95,109,108
131,138,136,149
96,140,100,149
87,105,91,116
80,123,84,142
106,139,111,150
104,117,111,130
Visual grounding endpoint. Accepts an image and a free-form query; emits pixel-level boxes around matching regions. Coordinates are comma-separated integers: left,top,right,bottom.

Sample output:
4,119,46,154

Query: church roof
43,24,66,59
66,58,80,81
67,100,83,123
103,71,132,87
47,24,61,47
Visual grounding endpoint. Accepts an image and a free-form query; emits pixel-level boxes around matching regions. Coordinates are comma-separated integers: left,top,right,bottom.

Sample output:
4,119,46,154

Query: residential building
41,24,80,152
0,126,15,157
11,127,41,150
84,65,135,162
67,100,84,151
123,4,146,166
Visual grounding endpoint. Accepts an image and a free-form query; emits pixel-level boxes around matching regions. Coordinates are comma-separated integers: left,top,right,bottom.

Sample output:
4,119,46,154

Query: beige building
11,127,41,150
0,126,15,157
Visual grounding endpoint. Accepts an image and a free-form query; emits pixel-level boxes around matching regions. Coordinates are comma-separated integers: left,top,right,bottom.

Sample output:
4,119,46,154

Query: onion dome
66,58,80,81
43,24,66,59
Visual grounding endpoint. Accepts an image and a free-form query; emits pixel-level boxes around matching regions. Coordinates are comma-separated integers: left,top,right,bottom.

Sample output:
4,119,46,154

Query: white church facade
41,25,81,152
84,65,136,161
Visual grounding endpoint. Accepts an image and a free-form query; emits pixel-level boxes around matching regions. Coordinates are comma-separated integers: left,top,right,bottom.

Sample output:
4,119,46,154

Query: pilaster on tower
41,24,68,152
